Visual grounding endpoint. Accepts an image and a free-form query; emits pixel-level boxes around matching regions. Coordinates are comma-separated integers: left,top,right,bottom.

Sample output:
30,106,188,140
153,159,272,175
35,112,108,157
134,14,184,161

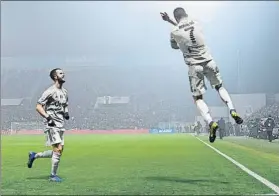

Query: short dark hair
49,68,61,81
173,7,188,22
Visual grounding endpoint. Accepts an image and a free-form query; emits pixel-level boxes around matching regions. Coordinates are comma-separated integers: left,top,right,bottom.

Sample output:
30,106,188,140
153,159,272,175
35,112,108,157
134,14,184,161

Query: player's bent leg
204,60,243,125
27,150,53,169
35,150,53,158
189,65,219,143
27,129,55,169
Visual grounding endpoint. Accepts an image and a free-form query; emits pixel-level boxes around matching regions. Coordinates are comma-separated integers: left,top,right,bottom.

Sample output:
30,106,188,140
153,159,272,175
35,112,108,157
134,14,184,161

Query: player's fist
160,12,170,21
64,112,70,120
46,115,56,127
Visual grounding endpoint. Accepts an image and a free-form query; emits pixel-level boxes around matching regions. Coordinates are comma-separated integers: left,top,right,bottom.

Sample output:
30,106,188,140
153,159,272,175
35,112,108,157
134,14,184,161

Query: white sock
196,99,213,125
35,150,53,158
51,152,61,176
218,87,235,111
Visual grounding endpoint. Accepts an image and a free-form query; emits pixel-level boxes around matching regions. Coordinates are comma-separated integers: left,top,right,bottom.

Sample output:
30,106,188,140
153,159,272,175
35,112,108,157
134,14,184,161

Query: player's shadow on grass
146,176,229,184
26,175,50,180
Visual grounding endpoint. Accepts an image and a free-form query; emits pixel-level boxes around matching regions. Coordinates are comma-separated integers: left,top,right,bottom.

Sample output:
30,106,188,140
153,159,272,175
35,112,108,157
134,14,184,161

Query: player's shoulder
171,25,179,32
171,22,181,35
43,85,55,94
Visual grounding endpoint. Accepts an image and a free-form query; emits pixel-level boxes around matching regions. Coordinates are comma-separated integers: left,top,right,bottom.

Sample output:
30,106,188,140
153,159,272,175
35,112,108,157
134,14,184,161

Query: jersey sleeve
65,94,69,107
37,89,52,106
64,89,69,113
64,89,69,107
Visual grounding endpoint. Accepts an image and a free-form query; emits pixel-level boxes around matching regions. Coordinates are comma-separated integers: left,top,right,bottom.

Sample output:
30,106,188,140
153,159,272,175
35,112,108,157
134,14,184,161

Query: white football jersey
171,17,213,65
37,85,68,128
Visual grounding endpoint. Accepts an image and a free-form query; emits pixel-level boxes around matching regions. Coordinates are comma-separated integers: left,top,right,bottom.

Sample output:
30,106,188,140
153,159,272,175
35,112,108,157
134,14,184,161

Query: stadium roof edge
1,98,24,106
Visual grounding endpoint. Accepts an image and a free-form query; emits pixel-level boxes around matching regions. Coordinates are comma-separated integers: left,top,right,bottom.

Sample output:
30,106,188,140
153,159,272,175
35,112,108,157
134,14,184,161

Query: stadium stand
1,66,196,131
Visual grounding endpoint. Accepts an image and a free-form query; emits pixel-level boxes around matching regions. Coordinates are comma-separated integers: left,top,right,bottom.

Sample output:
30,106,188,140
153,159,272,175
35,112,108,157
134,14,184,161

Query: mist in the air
1,1,279,105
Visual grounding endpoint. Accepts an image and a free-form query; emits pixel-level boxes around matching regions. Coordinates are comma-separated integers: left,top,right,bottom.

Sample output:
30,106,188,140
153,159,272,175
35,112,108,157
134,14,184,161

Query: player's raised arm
160,12,177,26
160,12,179,49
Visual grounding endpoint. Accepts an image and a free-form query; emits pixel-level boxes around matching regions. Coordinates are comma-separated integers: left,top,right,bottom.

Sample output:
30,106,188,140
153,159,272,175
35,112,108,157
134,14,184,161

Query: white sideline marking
195,137,279,194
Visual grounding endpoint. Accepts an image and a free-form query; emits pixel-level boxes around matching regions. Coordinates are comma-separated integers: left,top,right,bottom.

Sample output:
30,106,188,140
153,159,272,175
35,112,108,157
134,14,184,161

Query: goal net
10,121,43,133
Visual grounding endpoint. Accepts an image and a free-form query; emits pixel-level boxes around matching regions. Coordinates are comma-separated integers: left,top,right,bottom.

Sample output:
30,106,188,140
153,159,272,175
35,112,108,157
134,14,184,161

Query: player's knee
215,83,222,91
59,145,64,154
193,95,203,101
57,145,63,154
53,148,63,155
52,144,63,154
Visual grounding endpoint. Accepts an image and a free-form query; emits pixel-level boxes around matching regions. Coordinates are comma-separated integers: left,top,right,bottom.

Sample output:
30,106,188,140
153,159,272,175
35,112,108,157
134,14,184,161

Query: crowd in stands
1,66,198,131
244,102,279,128
1,101,196,131
2,67,279,135
245,102,279,122
243,102,279,139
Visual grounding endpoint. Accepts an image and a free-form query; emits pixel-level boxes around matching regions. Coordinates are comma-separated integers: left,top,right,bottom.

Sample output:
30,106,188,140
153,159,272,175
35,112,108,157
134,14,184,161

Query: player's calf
193,95,213,126
215,83,235,111
193,95,219,143
27,149,54,169
50,143,63,182
35,150,53,158
215,83,243,125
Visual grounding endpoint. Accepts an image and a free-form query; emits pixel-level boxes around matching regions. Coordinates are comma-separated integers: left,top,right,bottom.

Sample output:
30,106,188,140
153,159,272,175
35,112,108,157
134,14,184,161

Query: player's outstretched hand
160,12,170,21
64,112,70,120
46,115,56,127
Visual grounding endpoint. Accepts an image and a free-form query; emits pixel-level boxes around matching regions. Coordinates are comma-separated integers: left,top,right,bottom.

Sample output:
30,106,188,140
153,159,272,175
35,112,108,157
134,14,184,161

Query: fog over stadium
1,1,279,130
2,1,279,193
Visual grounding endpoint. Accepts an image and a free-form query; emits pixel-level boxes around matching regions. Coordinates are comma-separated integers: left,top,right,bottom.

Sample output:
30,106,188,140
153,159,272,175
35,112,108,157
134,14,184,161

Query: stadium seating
1,66,196,131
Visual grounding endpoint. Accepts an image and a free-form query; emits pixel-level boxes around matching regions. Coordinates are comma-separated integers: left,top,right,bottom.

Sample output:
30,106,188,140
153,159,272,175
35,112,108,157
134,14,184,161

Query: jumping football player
27,68,69,182
160,8,243,143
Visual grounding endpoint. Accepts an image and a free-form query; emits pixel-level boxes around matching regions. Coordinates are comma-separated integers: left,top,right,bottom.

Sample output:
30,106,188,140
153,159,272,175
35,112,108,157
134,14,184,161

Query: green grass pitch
2,134,279,195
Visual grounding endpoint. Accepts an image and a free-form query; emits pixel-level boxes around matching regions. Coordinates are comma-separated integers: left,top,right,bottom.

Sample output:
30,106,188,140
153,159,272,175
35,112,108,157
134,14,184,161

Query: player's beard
58,77,65,84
